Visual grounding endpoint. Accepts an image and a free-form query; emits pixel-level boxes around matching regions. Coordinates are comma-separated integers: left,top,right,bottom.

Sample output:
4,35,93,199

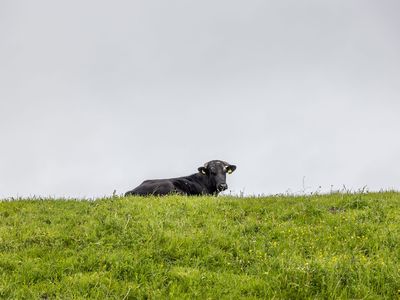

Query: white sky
1,0,399,198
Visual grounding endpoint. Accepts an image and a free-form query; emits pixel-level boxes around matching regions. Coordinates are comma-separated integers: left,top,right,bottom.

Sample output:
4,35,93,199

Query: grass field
1,192,400,299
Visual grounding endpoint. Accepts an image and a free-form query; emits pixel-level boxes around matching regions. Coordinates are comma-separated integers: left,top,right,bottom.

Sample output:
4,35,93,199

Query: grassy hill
1,192,400,299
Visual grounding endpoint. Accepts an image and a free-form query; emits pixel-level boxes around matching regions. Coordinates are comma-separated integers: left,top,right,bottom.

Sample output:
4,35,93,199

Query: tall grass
1,192,400,299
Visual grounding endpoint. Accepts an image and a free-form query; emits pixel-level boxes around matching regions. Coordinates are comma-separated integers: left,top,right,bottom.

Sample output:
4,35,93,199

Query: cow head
198,160,237,193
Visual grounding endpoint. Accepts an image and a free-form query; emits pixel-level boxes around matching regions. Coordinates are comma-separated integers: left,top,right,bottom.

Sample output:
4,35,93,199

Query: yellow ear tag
227,169,232,174
201,169,206,175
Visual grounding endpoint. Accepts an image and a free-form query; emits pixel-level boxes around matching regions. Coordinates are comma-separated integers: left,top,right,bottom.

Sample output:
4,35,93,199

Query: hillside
1,192,400,299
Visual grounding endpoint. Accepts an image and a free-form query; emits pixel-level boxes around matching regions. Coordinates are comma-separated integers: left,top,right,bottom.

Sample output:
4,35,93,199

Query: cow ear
226,165,237,174
198,167,208,175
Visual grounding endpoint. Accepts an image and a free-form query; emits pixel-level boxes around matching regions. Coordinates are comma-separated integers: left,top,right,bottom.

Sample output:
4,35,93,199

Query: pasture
1,192,400,299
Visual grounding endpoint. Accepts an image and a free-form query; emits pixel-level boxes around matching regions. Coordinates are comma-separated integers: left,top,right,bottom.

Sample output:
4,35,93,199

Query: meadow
0,192,399,299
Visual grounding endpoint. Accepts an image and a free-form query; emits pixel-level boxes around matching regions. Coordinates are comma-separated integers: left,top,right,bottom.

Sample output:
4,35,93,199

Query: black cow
124,160,237,196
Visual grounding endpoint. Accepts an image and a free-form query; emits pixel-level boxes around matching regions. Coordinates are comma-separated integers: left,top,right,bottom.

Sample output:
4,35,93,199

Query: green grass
1,192,400,299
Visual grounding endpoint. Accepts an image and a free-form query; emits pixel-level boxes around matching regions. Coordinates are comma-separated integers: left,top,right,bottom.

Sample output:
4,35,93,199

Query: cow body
125,160,236,196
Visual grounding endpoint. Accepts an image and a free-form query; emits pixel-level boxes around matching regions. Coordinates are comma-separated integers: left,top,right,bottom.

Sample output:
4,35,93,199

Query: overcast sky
1,0,399,198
